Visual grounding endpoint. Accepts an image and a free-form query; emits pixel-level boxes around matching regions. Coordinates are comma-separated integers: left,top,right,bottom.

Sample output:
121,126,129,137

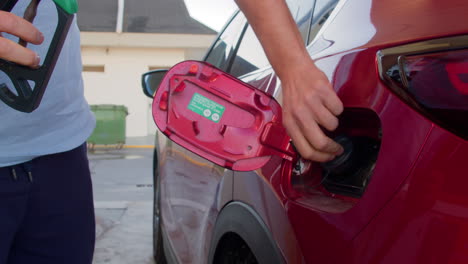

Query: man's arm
235,0,344,162
0,11,43,67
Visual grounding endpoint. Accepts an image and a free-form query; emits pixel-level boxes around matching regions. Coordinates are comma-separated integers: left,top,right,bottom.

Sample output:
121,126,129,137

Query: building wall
80,32,215,137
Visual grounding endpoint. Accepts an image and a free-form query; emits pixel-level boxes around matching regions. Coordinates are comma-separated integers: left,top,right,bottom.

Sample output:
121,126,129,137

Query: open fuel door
151,61,296,171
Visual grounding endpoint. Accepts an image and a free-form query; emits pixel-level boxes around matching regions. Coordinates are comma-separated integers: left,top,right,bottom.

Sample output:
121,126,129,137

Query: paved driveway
88,145,155,264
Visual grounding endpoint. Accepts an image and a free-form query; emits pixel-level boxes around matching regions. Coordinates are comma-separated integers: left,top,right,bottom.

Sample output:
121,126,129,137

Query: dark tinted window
308,0,339,44
205,12,246,71
229,26,270,78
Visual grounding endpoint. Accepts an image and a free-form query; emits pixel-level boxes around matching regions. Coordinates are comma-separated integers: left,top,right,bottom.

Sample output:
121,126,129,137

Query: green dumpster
87,104,128,149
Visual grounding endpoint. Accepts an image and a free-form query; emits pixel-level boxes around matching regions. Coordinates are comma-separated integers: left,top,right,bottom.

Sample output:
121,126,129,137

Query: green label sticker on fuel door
188,93,225,123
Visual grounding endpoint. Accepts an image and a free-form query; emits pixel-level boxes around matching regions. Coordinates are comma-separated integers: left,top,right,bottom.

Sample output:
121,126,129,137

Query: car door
159,12,248,264
160,2,315,262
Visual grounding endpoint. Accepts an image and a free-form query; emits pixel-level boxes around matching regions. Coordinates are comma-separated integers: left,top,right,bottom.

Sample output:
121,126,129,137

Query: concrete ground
89,136,156,264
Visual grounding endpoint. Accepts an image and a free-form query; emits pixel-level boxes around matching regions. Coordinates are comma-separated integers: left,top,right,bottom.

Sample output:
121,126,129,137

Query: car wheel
153,152,167,264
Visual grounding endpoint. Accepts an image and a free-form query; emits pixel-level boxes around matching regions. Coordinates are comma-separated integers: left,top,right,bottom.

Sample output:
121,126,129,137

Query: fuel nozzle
0,0,78,113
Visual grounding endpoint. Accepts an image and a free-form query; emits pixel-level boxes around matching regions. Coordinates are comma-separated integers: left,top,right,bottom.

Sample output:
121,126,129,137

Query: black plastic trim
208,201,286,264
202,10,241,62
377,35,468,107
161,227,178,264
377,34,468,140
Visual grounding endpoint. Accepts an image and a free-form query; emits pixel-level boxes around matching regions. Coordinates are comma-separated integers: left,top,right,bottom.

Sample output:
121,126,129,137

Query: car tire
153,151,167,264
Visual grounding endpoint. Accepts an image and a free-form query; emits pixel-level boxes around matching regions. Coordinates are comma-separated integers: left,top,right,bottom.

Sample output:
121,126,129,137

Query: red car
141,0,468,263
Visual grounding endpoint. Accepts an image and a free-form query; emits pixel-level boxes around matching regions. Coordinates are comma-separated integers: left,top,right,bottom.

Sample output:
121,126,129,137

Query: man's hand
235,0,344,162
281,59,344,162
0,11,43,68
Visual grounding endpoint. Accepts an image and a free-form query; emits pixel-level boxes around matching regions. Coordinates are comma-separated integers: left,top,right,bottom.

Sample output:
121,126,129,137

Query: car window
287,0,315,43
308,0,339,44
228,0,316,78
204,12,247,71
229,26,270,78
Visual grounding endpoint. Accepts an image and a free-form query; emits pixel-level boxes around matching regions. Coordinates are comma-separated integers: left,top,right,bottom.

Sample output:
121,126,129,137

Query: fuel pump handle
53,0,78,14
0,0,77,113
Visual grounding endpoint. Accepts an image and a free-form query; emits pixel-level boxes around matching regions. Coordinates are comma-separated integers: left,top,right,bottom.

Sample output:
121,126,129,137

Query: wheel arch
208,201,286,264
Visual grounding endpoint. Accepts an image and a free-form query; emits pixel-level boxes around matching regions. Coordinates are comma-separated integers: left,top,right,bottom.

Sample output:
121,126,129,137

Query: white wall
80,32,215,137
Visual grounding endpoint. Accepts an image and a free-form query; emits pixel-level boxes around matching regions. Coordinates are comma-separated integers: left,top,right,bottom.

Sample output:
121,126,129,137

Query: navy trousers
0,143,95,264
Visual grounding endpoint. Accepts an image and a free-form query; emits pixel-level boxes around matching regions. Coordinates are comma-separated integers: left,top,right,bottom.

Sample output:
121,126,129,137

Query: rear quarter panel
236,0,468,263
351,127,468,264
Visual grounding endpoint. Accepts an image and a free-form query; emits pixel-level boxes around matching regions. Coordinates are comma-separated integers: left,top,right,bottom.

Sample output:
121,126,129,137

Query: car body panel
351,126,468,263
233,158,306,264
281,0,467,261
226,65,306,264
158,138,233,263
237,48,433,263
313,0,468,58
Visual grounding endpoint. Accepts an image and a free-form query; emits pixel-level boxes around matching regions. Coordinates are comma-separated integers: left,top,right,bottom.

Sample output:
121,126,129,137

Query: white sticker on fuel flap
187,93,225,123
